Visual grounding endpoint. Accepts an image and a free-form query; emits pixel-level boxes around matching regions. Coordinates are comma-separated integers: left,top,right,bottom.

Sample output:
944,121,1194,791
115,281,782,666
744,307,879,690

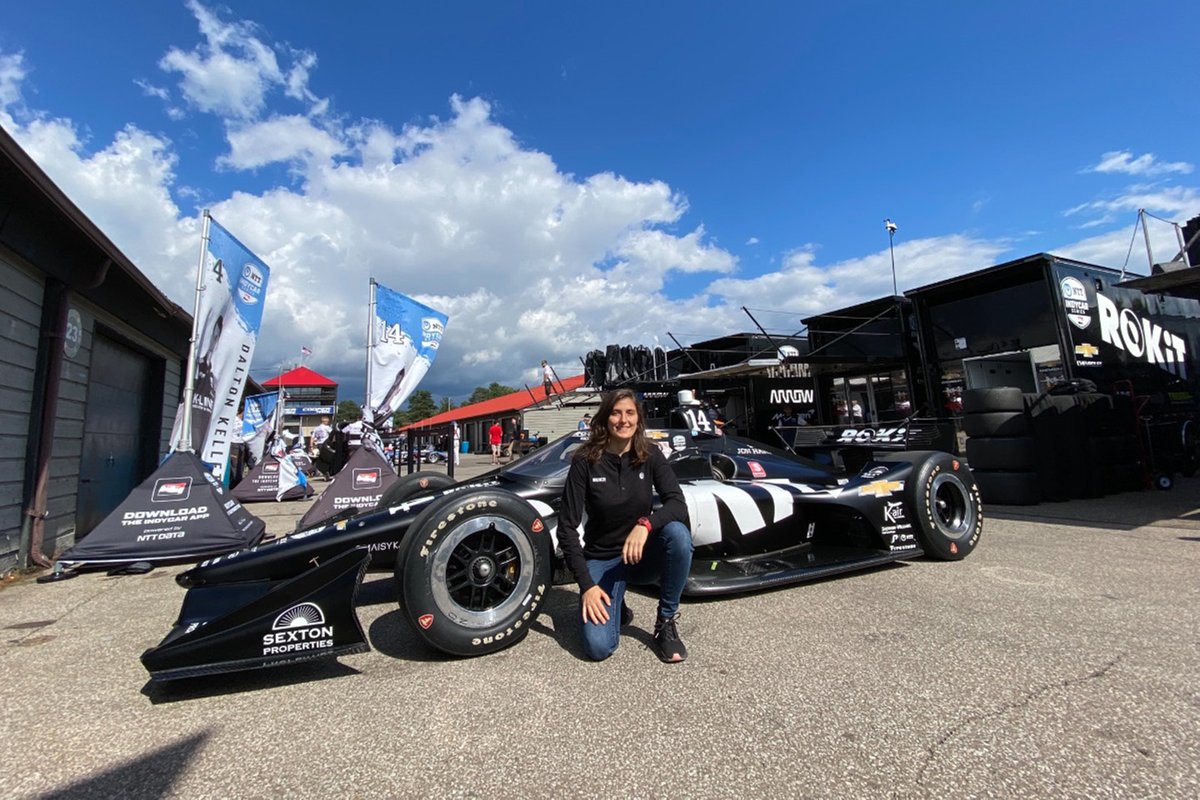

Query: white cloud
745,236,759,245
220,114,345,169
0,52,26,107
1087,150,1193,177
708,235,1010,325
1064,184,1200,229
158,0,320,120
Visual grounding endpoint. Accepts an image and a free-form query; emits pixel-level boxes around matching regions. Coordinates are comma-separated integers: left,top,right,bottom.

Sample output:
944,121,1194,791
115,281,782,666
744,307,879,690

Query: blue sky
2,1,1197,403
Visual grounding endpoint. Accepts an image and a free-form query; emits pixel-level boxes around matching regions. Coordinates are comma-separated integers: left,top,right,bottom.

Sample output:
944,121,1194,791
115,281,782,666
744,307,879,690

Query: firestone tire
962,411,1030,438
973,470,1041,505
394,489,552,656
961,387,1026,414
905,451,983,561
965,436,1036,471
376,471,456,510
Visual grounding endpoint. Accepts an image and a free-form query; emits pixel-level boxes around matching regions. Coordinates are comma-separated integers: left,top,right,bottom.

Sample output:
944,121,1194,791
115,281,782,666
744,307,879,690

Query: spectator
541,359,556,398
310,416,332,455
489,420,503,465
506,416,521,461
578,413,591,431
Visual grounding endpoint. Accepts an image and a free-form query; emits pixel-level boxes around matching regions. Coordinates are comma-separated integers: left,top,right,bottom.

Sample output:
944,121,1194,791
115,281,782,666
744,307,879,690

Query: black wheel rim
445,527,520,610
930,473,974,538
429,514,535,628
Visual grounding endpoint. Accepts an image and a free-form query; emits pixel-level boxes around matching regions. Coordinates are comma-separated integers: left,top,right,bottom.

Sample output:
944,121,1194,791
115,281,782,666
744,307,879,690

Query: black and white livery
142,427,982,680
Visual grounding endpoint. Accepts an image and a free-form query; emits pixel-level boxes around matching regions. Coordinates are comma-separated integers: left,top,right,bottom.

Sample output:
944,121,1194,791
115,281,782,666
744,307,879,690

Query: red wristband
637,517,652,532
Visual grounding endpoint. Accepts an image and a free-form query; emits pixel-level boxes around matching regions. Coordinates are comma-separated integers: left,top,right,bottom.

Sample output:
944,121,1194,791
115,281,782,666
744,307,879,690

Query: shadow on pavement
35,730,210,798
366,610,453,663
141,660,361,704
984,479,1200,532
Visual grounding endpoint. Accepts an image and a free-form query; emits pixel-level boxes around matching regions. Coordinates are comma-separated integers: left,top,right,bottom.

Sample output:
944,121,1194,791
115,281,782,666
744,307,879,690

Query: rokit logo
152,477,192,502
837,427,907,444
263,602,334,655
1096,294,1188,376
353,469,382,489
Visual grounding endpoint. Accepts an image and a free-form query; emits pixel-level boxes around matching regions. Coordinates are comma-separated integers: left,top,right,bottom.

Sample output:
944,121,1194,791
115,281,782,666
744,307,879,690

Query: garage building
0,126,191,573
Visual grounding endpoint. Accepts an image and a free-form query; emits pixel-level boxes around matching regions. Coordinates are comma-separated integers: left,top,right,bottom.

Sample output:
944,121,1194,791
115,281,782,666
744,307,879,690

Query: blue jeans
579,520,693,661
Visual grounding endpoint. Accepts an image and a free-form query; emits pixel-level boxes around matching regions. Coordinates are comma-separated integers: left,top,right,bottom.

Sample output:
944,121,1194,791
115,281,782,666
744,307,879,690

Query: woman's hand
622,523,650,565
581,585,612,624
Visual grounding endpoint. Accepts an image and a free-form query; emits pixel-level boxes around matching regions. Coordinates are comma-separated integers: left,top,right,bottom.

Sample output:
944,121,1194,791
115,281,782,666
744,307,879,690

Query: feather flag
173,213,271,480
367,282,449,428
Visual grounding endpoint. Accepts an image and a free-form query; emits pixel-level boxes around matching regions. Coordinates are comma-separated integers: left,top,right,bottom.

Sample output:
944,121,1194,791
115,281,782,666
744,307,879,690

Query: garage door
75,333,154,537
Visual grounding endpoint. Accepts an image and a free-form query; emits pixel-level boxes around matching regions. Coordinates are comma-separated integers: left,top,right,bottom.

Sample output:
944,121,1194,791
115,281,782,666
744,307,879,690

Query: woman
558,389,694,663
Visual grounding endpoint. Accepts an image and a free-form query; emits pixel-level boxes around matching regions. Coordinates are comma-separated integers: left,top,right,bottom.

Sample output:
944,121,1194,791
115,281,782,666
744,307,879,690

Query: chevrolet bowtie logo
859,479,903,497
1075,342,1099,358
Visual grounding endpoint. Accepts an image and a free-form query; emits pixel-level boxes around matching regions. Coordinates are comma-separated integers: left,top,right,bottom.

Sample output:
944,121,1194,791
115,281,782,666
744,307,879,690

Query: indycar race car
141,426,983,681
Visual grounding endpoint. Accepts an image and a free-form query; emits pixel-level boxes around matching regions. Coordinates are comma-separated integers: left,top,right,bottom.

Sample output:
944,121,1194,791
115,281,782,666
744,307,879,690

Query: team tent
231,455,314,502
58,451,265,567
295,446,398,530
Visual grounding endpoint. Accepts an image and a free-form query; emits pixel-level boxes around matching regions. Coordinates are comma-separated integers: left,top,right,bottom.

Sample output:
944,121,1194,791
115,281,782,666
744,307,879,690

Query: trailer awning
1117,268,1200,301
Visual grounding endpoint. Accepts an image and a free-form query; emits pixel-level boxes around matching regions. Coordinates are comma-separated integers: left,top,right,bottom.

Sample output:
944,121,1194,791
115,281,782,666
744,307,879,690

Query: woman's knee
660,520,694,553
580,624,618,661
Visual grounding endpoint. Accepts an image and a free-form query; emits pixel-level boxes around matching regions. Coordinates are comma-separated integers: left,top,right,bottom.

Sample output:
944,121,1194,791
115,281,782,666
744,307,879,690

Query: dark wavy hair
575,388,651,465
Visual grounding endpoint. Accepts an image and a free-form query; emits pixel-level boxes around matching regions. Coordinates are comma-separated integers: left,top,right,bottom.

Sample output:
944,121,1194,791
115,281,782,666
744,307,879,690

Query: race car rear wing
776,416,958,455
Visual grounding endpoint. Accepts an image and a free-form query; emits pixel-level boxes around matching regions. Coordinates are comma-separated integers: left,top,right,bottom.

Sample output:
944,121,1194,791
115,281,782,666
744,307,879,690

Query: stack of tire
962,387,1039,505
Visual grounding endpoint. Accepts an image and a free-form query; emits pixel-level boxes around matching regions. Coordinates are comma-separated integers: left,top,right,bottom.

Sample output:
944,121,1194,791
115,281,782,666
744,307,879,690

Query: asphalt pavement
2,459,1198,799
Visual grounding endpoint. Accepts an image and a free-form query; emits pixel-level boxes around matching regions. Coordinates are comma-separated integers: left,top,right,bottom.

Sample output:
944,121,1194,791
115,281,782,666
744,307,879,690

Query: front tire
394,490,552,656
897,451,983,560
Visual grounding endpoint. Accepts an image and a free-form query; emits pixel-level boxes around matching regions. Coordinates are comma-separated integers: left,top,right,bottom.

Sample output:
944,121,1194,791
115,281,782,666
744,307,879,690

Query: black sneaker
652,612,687,663
620,604,634,627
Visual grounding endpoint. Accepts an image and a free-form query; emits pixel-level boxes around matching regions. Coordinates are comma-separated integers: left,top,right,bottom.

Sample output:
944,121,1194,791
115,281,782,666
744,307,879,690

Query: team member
558,388,694,663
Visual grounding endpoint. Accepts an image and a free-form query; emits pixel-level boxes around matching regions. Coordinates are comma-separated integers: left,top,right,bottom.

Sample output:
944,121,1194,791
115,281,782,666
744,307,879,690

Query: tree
439,396,455,413
467,383,517,405
404,389,438,423
336,399,362,424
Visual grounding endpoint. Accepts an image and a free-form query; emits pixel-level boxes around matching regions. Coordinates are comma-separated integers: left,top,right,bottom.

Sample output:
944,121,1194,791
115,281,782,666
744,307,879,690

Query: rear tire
394,490,552,656
376,471,456,509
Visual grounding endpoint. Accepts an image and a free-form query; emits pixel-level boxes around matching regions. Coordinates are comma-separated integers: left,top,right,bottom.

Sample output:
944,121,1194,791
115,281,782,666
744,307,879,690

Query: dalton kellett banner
369,283,449,428
177,217,271,478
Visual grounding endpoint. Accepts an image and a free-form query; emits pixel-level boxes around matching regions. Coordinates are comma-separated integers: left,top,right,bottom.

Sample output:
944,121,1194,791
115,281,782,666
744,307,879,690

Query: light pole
885,218,898,296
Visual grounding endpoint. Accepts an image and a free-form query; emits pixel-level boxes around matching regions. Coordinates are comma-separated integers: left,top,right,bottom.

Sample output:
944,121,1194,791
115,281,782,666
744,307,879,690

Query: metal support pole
886,218,898,296
1140,209,1155,272
177,210,212,452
